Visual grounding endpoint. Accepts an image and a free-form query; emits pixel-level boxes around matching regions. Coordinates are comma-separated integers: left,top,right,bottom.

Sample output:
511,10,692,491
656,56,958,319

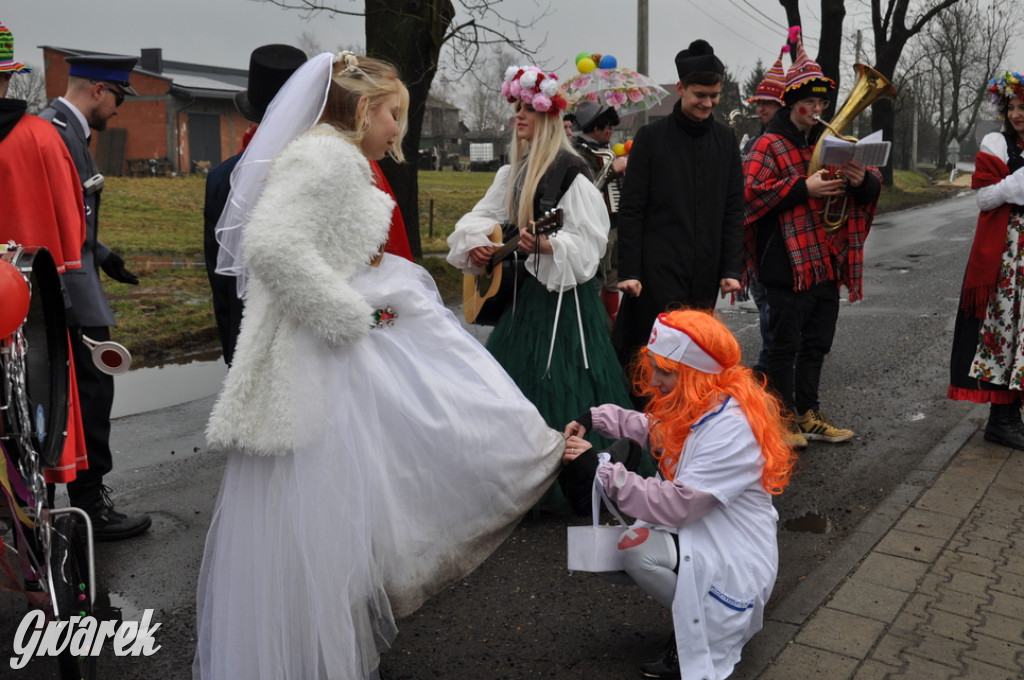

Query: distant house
43,46,253,176
420,94,462,150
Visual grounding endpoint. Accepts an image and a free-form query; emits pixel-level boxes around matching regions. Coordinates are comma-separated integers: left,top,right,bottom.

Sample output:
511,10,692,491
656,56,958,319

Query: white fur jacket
206,125,394,456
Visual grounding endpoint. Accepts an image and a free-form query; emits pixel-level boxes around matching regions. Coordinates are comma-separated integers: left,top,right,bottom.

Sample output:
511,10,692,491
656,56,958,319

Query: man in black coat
611,39,744,368
204,44,307,365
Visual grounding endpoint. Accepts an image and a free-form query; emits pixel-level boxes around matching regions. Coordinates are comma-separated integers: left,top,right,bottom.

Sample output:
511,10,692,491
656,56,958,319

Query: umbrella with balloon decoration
561,52,669,115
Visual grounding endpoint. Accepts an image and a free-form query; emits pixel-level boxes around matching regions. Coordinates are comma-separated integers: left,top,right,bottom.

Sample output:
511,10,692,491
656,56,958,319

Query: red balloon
624,139,634,154
0,259,30,339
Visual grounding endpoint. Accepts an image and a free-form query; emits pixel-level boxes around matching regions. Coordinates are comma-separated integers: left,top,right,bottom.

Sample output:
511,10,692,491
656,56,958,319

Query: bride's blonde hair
320,53,409,163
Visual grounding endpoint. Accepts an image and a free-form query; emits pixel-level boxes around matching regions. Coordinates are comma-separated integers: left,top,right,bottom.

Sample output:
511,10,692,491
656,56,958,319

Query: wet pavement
4,194,1021,678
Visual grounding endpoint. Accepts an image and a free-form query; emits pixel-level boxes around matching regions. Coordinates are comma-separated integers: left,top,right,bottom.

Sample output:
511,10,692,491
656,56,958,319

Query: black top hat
66,55,139,96
235,44,308,123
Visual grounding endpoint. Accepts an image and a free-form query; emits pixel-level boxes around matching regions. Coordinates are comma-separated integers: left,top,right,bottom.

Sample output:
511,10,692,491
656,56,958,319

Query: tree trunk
365,0,455,258
870,43,904,186
817,0,847,110
779,0,802,48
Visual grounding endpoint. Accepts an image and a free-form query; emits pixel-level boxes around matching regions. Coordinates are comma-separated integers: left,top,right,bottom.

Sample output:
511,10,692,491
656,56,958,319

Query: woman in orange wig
563,309,795,680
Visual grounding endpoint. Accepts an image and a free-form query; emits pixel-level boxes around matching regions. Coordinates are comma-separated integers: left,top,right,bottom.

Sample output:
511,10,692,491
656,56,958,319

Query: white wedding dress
194,255,564,679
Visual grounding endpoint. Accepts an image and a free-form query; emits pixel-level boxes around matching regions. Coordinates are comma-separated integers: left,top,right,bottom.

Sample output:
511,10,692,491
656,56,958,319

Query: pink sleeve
597,462,720,528
590,404,650,446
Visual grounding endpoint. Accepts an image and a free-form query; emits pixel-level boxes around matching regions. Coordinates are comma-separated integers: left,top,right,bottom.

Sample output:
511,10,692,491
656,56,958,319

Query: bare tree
779,0,967,185
913,0,1018,167
261,0,551,256
869,0,967,184
456,47,515,134
7,66,48,114
295,29,362,58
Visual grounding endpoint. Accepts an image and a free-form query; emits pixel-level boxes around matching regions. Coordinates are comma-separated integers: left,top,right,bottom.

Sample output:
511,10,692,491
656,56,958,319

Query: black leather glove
101,252,139,285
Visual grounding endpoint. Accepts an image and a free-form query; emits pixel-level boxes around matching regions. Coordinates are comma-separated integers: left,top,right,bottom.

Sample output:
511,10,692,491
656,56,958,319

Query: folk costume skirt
950,212,1024,402
194,256,564,680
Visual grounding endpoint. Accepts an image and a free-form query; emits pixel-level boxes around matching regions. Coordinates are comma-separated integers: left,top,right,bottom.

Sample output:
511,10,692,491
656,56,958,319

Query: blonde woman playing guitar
448,65,637,513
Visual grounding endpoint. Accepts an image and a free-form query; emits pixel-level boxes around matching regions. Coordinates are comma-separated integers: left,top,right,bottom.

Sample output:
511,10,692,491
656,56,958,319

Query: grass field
93,167,955,365
417,170,495,251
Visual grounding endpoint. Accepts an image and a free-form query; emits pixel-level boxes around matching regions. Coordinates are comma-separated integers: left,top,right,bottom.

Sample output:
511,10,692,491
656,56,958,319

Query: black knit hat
674,39,724,81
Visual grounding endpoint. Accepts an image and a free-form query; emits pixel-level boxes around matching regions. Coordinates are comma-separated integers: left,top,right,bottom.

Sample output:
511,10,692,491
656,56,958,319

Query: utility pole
911,96,918,172
637,0,649,128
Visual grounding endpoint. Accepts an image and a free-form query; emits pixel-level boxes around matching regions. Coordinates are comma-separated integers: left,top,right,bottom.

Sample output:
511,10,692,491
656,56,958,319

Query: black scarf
671,99,714,137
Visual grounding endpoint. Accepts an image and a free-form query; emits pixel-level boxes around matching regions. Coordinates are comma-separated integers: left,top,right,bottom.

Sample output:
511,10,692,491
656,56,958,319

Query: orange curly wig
630,310,796,494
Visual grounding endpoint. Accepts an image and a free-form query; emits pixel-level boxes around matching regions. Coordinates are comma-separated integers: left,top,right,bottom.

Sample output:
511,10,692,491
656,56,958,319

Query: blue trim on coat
692,397,730,429
708,584,754,611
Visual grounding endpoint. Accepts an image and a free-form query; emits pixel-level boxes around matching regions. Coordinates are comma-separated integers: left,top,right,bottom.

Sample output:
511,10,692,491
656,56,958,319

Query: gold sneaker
796,410,855,443
785,430,809,449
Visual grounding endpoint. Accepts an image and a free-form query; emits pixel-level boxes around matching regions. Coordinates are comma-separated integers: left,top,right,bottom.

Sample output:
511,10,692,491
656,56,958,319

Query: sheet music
818,130,891,167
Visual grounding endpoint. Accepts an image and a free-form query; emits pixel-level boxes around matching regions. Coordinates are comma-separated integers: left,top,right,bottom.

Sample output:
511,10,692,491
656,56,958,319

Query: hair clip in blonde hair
334,50,360,73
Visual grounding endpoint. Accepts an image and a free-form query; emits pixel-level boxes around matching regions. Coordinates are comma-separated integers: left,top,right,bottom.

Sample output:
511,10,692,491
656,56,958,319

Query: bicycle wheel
50,513,96,680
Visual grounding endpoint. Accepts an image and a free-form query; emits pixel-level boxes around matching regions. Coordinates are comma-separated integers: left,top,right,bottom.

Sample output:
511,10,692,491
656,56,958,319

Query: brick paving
736,405,1024,680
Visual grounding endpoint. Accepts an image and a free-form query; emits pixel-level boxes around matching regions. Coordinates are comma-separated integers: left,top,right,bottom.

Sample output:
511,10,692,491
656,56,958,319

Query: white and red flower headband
647,313,725,374
501,65,568,116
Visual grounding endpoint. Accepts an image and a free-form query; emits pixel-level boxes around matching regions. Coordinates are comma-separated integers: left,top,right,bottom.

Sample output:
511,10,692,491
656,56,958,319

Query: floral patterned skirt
970,212,1024,388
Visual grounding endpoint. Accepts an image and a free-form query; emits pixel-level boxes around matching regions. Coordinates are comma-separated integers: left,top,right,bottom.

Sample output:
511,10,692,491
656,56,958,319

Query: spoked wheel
50,512,97,680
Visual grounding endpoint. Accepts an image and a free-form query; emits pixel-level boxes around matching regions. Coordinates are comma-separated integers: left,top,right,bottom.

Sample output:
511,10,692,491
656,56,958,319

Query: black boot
639,636,680,679
984,402,1024,450
72,485,152,541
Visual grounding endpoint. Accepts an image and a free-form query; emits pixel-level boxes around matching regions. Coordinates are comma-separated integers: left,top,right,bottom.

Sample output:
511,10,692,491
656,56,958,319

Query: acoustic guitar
462,208,564,325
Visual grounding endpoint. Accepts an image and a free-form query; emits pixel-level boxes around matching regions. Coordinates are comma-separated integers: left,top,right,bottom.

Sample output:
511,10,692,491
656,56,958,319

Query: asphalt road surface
0,191,981,679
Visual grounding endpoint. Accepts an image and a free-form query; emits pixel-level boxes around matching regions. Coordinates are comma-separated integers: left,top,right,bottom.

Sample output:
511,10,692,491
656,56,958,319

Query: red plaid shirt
743,131,880,301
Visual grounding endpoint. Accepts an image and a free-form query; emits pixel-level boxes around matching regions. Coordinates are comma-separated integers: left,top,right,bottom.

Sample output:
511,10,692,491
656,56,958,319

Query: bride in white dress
193,52,564,680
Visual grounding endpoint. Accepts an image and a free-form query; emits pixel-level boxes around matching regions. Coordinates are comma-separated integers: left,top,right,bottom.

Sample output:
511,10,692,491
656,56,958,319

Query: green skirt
487,276,653,511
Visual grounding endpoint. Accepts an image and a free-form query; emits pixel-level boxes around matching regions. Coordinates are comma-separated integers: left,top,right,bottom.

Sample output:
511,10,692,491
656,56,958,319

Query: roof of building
42,46,248,100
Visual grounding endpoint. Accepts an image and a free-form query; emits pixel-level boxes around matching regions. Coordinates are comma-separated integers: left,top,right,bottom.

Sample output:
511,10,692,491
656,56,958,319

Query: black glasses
92,81,125,107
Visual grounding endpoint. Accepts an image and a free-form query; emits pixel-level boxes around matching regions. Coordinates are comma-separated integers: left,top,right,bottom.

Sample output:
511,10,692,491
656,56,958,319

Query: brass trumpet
808,63,896,232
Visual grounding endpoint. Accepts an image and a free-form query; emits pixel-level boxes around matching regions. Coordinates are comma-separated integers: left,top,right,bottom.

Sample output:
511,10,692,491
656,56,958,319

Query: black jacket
612,100,744,353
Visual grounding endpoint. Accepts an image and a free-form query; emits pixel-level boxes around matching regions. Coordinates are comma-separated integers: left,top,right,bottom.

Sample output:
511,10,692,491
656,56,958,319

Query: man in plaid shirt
742,36,881,448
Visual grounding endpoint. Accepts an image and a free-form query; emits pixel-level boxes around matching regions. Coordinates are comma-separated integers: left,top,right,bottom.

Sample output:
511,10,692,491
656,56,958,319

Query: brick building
42,46,251,176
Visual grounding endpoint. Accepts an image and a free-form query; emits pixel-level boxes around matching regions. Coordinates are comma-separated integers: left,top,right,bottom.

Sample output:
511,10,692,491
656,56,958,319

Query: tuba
808,63,896,232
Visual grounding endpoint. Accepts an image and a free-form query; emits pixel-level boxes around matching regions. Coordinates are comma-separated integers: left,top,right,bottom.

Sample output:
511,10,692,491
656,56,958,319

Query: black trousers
764,282,839,414
66,326,114,504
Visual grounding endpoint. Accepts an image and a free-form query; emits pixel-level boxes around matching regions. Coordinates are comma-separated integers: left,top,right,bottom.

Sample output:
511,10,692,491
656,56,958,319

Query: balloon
624,139,633,154
612,143,626,156
0,259,29,339
575,52,591,65
577,58,596,74
599,54,618,69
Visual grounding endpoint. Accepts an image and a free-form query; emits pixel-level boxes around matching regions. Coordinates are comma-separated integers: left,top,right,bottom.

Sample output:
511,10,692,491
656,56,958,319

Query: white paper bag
567,524,625,572
566,470,630,573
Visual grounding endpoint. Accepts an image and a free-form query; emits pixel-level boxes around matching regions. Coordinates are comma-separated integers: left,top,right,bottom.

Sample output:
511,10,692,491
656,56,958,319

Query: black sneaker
640,638,680,679
75,486,152,541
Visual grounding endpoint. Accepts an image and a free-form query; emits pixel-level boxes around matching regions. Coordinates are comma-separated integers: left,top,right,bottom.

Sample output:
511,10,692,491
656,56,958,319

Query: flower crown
988,71,1024,109
501,65,567,116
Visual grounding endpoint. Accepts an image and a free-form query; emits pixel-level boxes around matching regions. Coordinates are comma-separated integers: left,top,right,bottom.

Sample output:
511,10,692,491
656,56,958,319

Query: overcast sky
4,1,1016,95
